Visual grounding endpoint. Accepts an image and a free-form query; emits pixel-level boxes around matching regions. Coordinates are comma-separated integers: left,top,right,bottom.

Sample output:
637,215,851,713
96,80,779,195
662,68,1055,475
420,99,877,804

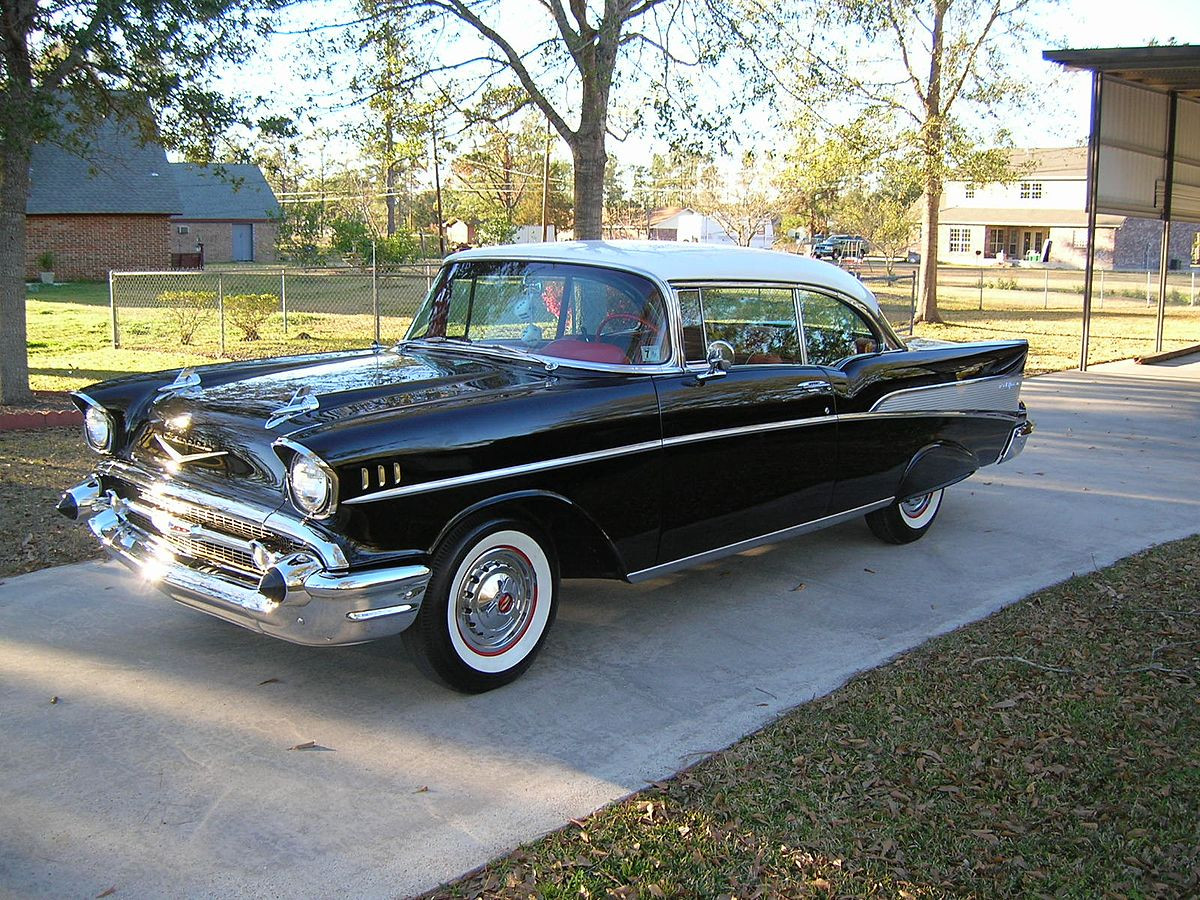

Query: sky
232,0,1200,177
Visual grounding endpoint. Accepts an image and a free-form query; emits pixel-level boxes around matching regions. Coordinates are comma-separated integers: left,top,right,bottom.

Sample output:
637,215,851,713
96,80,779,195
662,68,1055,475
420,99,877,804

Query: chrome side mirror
695,340,733,383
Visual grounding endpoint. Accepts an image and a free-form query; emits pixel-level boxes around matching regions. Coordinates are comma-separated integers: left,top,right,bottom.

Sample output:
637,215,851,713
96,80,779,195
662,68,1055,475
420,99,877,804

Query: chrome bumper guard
997,417,1034,465
67,474,429,646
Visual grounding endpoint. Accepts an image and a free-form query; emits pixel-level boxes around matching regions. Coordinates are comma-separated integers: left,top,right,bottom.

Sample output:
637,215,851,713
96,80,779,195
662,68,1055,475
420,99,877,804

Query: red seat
540,339,628,365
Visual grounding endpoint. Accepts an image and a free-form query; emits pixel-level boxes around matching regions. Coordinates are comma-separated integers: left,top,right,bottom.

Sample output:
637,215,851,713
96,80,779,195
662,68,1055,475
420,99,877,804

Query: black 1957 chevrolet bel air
59,241,1032,692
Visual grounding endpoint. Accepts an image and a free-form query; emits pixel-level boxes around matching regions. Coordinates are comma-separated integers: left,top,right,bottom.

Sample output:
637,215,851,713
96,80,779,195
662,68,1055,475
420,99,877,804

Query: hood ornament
266,386,320,429
157,367,201,395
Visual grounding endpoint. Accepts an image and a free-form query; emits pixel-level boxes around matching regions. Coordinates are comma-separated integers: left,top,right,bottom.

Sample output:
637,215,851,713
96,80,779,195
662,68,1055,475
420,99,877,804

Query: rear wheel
865,489,944,544
404,518,558,693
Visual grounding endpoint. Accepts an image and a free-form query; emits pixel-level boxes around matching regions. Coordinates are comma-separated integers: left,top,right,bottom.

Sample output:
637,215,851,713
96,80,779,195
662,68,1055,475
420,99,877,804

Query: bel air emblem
154,434,227,468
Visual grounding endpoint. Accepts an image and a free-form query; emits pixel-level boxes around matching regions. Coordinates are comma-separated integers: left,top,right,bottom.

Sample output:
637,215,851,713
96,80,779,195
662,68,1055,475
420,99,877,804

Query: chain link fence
110,264,440,357
858,272,917,333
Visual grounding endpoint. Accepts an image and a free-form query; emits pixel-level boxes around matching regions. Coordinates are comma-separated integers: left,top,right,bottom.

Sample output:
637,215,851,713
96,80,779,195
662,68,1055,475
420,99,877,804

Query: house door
1021,230,1045,259
232,224,254,261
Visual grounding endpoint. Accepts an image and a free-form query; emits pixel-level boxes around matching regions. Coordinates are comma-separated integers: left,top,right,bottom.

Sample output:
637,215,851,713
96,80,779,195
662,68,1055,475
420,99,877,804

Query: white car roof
448,240,881,311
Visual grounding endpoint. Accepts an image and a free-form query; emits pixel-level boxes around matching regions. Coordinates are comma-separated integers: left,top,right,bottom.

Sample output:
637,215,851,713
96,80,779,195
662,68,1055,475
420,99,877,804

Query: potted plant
37,251,55,284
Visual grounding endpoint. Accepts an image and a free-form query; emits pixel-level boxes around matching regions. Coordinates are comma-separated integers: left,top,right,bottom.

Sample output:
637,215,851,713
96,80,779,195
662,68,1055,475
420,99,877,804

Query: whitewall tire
405,518,558,692
866,489,944,544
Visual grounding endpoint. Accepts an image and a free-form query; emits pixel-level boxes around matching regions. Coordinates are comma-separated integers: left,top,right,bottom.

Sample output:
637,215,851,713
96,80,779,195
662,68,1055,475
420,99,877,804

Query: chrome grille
174,508,274,543
122,491,300,585
163,535,258,576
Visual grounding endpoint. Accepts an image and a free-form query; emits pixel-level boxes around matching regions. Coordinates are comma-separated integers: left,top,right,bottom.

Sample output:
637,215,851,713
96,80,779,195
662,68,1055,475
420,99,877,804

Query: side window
698,287,801,365
677,289,706,363
797,291,880,365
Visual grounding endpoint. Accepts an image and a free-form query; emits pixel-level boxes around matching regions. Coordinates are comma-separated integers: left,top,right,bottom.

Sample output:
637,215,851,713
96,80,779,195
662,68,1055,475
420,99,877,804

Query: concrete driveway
2,356,1198,899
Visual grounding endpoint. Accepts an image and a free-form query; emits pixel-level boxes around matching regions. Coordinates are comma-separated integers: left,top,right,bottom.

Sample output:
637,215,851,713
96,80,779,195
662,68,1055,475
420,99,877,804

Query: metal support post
218,272,226,356
281,270,288,335
1043,267,1049,309
1099,268,1105,308
1079,72,1103,372
108,270,120,349
1155,91,1178,353
372,241,381,344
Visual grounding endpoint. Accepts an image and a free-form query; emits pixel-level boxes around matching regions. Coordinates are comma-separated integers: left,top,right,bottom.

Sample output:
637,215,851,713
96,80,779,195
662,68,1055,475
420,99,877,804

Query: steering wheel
597,312,661,336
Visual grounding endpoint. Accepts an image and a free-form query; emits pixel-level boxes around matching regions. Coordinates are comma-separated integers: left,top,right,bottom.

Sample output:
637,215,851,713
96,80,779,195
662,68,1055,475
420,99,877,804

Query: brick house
25,116,181,281
937,147,1200,270
168,163,281,264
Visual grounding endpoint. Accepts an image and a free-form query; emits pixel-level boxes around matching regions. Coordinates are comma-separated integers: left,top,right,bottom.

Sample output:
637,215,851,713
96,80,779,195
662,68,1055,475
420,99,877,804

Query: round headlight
83,405,113,452
289,452,334,517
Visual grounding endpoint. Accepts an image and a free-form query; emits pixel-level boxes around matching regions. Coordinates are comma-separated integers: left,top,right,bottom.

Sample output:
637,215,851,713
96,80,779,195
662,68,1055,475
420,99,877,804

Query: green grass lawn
23,278,1200,392
427,535,1200,898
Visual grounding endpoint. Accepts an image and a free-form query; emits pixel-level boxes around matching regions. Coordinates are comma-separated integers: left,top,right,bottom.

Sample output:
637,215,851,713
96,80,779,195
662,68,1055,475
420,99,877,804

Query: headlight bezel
281,442,338,519
76,394,114,453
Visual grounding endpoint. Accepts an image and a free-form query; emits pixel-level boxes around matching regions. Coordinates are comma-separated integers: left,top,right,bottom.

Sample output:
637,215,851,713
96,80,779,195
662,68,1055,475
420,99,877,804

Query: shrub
225,293,278,341
156,290,216,345
37,250,55,271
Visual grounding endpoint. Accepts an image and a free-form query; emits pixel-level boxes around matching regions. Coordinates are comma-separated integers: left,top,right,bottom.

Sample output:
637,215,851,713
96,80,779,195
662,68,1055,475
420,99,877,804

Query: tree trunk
0,127,34,403
916,181,943,323
572,135,607,240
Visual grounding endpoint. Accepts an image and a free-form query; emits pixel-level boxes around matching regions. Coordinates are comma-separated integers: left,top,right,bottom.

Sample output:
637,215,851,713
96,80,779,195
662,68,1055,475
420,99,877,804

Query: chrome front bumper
66,473,429,646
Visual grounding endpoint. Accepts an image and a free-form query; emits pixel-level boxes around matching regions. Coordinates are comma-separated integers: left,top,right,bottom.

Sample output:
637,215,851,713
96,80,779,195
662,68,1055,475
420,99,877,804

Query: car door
650,285,838,569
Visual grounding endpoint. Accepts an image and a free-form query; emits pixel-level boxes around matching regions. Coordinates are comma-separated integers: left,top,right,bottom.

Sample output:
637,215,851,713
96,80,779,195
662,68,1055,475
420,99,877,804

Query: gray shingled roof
169,163,281,221
27,115,181,215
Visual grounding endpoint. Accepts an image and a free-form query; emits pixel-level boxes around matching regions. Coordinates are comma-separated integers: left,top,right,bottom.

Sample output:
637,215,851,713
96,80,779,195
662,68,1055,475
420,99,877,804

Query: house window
965,183,976,199
177,225,190,235
948,228,971,253
1019,182,1043,200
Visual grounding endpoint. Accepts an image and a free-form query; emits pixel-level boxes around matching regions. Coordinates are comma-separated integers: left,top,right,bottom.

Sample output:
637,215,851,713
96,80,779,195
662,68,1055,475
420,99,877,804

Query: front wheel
865,489,944,545
404,518,558,693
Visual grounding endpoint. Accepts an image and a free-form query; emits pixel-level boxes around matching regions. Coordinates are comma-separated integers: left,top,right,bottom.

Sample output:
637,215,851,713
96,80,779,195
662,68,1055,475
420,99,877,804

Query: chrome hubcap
900,493,933,519
455,547,537,655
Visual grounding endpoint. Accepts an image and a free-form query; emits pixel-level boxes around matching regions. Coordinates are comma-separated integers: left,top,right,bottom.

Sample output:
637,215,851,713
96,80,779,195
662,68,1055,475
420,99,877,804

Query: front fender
433,489,627,580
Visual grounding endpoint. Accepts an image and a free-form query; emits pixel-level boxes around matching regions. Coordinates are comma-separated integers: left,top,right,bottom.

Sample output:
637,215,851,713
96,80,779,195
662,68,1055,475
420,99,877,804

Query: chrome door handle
797,380,830,392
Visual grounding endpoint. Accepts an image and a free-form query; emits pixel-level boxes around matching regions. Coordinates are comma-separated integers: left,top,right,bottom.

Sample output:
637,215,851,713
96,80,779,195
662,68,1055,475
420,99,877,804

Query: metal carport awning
1043,45,1200,370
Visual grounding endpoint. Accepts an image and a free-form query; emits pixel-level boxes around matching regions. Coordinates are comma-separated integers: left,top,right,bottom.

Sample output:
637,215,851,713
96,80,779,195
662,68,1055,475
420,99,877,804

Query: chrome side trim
344,413,843,505
662,415,837,450
869,373,1022,414
837,410,1020,423
343,439,664,504
626,498,894,582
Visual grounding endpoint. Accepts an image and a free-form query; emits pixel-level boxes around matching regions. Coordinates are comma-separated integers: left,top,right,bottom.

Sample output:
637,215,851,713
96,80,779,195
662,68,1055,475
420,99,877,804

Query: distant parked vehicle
814,234,870,260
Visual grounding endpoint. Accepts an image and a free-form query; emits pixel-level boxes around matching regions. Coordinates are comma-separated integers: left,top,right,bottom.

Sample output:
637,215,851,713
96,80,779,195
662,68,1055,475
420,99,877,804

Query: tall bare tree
359,0,741,240
0,0,275,402
795,0,1048,322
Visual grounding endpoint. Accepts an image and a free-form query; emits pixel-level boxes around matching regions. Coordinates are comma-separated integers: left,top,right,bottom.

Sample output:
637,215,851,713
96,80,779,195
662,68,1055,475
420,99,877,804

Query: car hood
132,347,550,487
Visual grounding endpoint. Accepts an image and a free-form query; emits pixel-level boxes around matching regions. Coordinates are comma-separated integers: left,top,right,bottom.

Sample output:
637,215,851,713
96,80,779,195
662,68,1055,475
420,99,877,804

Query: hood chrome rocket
265,386,320,429
157,367,202,396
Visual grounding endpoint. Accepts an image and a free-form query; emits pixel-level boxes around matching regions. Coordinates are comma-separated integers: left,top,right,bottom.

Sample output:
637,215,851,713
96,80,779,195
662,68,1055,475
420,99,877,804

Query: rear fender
897,442,978,501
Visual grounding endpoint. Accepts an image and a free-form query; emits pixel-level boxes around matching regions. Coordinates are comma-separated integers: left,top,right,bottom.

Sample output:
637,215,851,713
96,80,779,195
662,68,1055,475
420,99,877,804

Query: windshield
406,260,672,367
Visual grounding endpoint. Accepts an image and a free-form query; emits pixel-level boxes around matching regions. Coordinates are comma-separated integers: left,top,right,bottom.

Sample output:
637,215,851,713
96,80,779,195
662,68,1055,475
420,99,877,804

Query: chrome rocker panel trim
627,498,894,582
